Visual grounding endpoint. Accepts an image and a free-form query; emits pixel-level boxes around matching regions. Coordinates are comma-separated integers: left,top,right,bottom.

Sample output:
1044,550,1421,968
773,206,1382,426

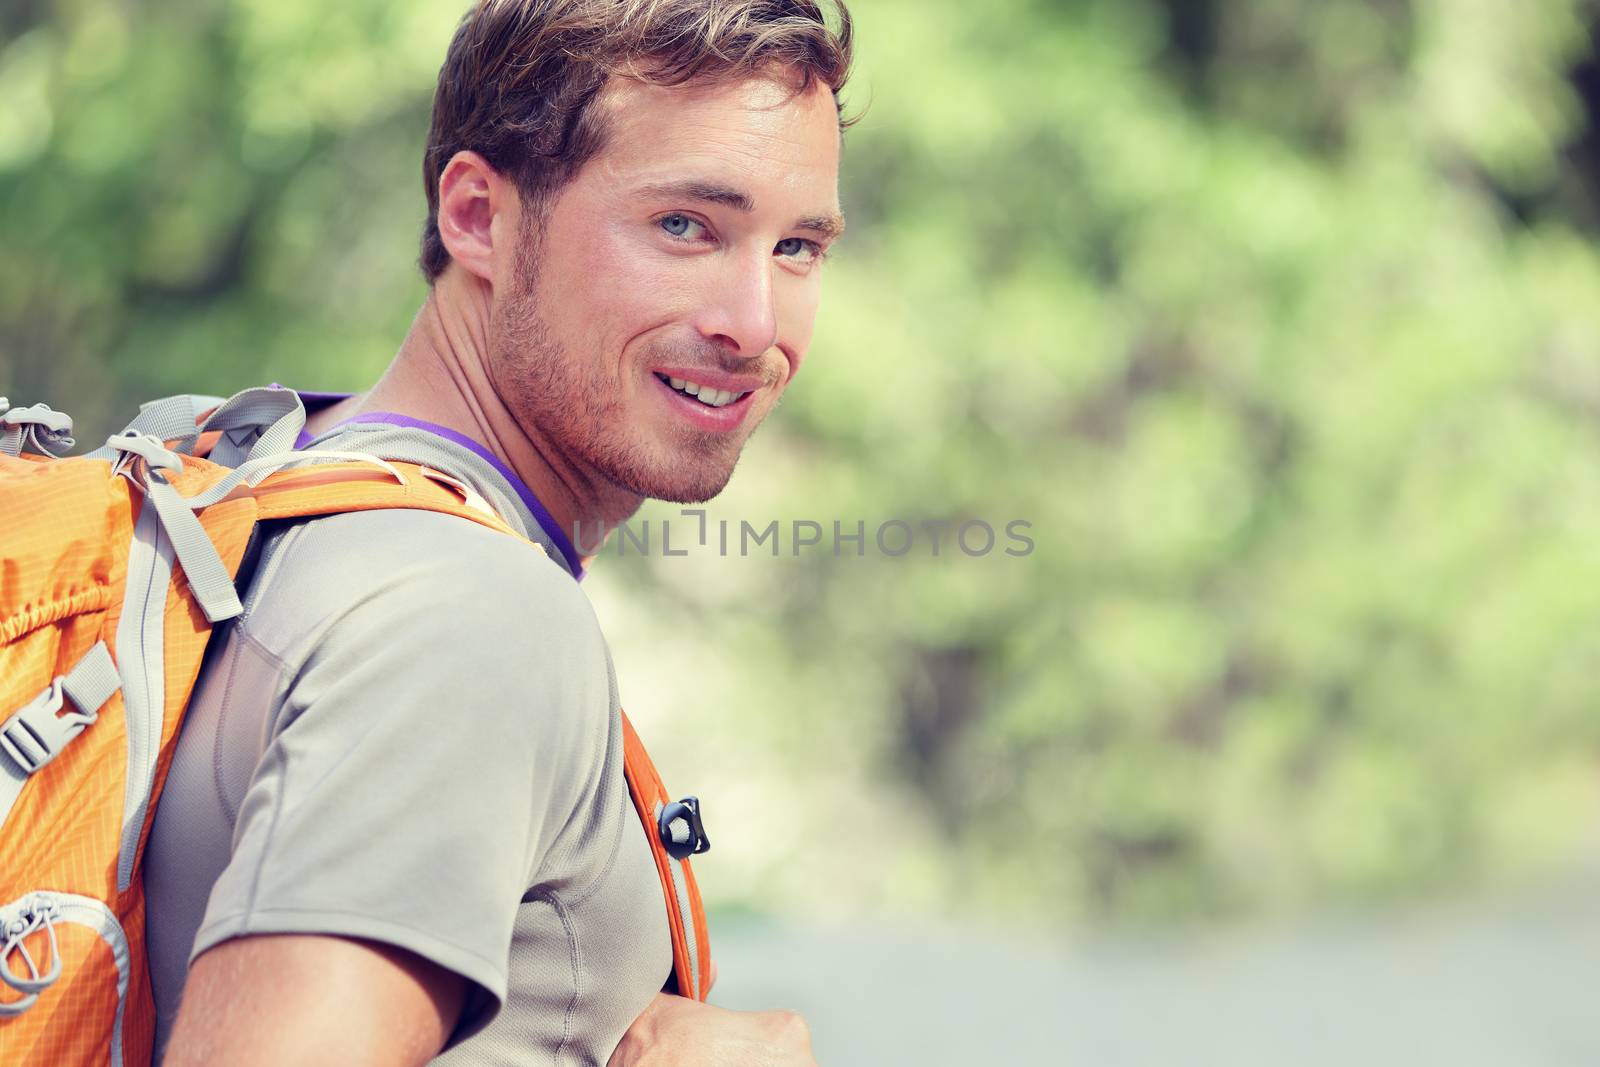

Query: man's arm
162,934,467,1067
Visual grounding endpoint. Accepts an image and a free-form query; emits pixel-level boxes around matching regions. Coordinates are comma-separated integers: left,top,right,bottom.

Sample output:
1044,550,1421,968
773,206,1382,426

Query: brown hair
419,0,855,283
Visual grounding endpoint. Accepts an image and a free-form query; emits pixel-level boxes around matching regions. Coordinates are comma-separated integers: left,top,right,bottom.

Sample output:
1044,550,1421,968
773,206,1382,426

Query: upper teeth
667,376,745,407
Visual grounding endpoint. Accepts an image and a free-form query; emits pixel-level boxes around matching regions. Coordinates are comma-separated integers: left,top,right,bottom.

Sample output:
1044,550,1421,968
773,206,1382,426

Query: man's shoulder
236,505,606,677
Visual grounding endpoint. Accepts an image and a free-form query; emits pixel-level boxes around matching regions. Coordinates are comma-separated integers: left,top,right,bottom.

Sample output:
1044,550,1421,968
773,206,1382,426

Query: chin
628,465,738,505
595,438,742,505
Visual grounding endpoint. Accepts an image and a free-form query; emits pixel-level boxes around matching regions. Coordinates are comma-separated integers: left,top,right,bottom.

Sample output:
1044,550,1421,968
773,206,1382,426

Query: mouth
652,372,754,408
650,371,760,432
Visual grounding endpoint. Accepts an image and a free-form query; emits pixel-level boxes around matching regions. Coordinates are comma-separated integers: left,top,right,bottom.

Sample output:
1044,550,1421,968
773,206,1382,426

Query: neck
302,267,644,565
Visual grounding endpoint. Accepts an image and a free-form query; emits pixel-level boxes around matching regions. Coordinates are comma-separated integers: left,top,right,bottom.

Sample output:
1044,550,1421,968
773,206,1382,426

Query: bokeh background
6,0,1600,1062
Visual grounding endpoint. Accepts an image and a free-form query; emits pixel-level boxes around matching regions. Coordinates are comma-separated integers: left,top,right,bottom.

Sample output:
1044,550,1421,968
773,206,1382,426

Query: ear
435,150,516,283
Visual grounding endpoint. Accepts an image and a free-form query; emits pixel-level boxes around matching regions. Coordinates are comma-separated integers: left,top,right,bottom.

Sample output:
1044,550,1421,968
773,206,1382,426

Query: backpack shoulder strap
245,460,525,537
619,711,713,1001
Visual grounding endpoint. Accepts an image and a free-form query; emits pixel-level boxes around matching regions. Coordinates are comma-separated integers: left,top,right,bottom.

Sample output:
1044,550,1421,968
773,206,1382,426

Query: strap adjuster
105,430,183,479
0,643,120,777
0,400,75,458
658,796,711,861
0,682,95,777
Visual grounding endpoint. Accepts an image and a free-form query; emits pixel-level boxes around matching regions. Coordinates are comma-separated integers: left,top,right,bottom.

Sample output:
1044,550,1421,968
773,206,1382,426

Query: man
142,1,852,1063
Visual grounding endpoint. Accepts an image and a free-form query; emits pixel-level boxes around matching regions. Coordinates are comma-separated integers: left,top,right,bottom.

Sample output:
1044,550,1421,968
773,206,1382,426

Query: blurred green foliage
6,0,1600,928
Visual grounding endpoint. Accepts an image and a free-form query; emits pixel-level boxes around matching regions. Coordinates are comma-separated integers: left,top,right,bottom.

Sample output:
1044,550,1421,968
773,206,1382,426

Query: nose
693,249,778,358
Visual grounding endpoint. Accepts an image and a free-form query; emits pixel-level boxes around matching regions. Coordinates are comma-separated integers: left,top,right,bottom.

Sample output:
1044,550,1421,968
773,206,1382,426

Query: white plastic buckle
0,402,76,457
1,404,73,435
106,430,183,482
0,680,97,776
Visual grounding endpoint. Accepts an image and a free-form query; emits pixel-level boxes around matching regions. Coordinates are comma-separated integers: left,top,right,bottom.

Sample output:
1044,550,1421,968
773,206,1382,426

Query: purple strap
283,390,583,579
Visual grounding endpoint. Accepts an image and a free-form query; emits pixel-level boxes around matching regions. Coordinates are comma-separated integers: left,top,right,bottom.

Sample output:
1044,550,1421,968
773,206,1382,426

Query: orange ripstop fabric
1,453,140,1063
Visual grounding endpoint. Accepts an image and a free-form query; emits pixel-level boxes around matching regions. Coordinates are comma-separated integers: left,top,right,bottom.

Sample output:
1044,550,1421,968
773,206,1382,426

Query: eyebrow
636,179,846,242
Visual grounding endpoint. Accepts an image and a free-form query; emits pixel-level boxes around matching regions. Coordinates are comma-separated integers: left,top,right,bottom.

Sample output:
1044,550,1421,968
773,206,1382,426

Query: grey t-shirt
143,422,672,1064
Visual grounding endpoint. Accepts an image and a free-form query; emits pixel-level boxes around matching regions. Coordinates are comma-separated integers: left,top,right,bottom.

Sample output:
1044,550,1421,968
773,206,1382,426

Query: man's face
487,71,843,504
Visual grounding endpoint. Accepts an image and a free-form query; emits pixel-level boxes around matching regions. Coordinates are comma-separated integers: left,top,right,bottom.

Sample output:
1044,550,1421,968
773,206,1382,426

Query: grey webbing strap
39,641,112,712
125,394,217,449
84,394,223,460
0,642,120,781
100,431,242,618
136,394,222,456
0,400,75,458
142,473,244,623
200,387,306,468
105,432,243,623
59,642,122,722
245,404,306,460
103,429,405,624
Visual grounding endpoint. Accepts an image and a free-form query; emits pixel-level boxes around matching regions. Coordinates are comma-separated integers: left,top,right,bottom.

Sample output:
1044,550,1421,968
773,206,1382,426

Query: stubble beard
489,239,748,506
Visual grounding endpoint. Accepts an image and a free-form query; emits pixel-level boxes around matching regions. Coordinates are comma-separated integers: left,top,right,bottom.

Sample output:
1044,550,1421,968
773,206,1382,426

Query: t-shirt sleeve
188,518,613,1044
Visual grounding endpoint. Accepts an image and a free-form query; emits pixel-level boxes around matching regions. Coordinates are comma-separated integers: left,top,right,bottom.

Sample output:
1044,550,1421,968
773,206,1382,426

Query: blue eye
775,237,820,263
659,214,696,238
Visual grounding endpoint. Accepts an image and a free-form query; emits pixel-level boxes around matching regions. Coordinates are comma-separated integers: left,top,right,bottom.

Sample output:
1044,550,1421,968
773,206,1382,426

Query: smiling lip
651,371,759,432
650,366,768,394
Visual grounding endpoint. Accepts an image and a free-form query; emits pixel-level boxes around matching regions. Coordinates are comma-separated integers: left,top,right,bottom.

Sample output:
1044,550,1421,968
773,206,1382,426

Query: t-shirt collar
287,390,585,580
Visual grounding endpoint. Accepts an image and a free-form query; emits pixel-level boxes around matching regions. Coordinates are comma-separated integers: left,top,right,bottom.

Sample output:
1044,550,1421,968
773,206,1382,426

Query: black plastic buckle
658,796,711,861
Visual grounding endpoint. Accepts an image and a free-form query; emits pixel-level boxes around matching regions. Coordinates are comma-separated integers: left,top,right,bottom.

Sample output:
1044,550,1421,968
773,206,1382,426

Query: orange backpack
0,388,712,1065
